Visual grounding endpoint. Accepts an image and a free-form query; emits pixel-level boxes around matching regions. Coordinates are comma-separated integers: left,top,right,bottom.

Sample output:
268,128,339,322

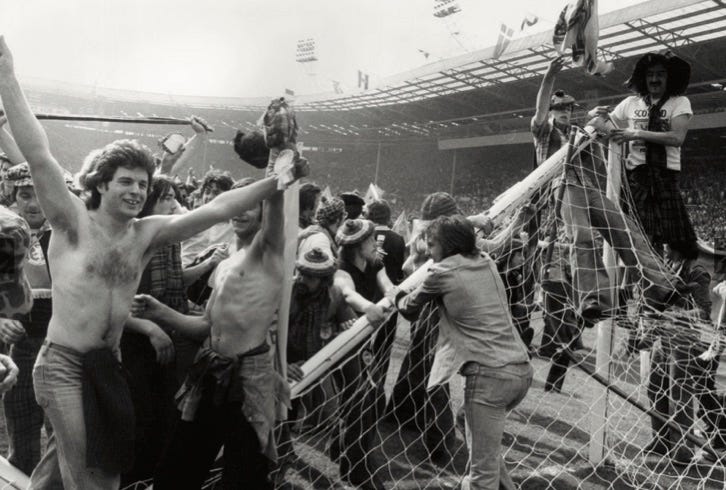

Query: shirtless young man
0,37,304,489
132,171,295,489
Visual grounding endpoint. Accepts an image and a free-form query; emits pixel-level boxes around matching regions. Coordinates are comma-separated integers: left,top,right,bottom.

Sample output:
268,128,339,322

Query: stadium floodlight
296,38,318,63
433,0,460,18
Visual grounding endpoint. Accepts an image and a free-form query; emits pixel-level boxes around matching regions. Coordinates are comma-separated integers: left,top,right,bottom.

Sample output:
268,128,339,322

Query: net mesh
268,129,726,489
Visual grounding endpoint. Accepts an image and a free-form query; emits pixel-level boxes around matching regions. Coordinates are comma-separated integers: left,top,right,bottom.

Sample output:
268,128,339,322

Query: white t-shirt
611,95,692,171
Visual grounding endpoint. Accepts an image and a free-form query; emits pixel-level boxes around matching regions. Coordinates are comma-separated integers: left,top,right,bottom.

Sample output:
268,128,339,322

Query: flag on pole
364,183,384,204
332,80,343,94
493,23,514,59
284,88,295,97
552,0,613,76
358,70,369,90
321,185,333,202
392,211,410,244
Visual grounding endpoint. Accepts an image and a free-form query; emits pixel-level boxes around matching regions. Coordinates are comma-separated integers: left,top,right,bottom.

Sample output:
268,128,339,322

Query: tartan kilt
625,165,696,244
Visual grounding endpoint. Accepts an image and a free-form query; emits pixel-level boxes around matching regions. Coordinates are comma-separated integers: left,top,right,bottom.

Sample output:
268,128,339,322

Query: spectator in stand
299,182,321,230
366,199,406,285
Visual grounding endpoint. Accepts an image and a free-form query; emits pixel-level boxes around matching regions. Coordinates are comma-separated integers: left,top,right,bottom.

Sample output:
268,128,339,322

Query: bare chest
81,231,144,288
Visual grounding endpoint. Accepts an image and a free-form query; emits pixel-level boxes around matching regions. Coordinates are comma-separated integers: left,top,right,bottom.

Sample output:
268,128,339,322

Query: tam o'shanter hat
296,246,336,277
550,90,577,110
315,196,346,226
420,192,459,221
4,163,33,188
336,219,375,246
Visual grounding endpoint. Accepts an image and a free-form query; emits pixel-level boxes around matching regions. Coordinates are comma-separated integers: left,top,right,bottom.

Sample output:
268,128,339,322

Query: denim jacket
397,252,530,387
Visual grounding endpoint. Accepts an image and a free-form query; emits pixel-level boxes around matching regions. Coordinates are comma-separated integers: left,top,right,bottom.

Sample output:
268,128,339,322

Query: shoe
642,438,671,456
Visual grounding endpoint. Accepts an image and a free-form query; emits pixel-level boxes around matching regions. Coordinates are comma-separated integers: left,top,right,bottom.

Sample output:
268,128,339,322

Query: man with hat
298,196,346,259
340,191,365,220
592,51,695,249
277,246,356,468
334,218,395,489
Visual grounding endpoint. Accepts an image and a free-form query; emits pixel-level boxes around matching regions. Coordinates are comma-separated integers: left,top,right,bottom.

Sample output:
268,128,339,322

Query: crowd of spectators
681,160,726,247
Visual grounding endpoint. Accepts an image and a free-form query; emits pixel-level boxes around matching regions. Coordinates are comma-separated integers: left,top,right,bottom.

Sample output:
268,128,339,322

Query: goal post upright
588,139,623,465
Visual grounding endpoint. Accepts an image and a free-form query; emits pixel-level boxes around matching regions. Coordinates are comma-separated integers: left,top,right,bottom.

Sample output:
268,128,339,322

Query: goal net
272,126,726,490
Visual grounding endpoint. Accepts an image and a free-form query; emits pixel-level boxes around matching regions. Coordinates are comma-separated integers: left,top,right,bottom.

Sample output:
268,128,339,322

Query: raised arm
532,56,565,127
163,116,212,175
0,116,25,164
0,37,82,232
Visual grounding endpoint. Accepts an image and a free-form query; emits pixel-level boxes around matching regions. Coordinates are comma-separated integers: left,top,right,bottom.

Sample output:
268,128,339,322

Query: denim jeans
29,341,119,489
460,362,532,490
3,337,50,475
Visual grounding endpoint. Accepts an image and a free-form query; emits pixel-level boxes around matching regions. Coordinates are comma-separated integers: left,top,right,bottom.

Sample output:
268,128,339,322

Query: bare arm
124,316,175,365
0,38,83,232
612,113,690,147
334,270,376,314
165,116,211,175
147,176,278,248
0,117,25,164
533,56,565,127
131,294,210,341
376,267,395,297
258,189,285,254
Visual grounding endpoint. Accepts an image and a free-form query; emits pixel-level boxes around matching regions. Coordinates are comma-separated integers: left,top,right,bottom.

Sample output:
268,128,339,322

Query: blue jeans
29,341,119,489
3,337,51,475
461,362,532,490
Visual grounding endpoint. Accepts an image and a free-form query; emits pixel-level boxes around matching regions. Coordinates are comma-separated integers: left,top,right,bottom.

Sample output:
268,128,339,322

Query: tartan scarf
288,280,331,363
644,95,670,169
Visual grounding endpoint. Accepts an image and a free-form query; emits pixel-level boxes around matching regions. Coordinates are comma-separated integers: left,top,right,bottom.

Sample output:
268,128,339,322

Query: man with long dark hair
593,51,695,249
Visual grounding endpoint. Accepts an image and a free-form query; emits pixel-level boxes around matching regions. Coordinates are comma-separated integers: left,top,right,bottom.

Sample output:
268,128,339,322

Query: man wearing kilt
595,51,696,249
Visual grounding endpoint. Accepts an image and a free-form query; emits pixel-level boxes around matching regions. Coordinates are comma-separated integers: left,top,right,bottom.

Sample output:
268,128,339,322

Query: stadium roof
295,0,726,111
22,0,726,142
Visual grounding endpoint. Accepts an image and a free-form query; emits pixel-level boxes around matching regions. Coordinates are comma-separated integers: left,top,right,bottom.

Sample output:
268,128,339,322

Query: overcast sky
0,0,642,98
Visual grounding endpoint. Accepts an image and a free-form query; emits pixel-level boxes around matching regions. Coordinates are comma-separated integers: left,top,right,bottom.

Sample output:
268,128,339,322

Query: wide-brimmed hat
296,246,336,277
336,219,375,246
626,51,691,96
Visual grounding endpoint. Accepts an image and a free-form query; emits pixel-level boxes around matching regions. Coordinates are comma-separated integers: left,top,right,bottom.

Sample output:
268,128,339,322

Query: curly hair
200,170,234,196
77,139,156,210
